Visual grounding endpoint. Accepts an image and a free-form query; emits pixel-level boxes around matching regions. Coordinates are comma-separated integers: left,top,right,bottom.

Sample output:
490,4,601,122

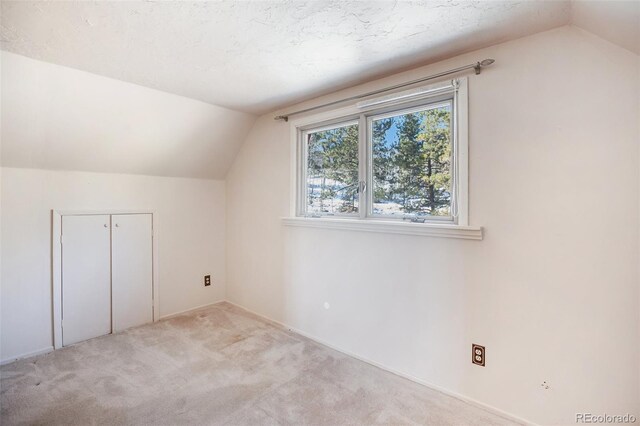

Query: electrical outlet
204,275,211,286
472,344,485,366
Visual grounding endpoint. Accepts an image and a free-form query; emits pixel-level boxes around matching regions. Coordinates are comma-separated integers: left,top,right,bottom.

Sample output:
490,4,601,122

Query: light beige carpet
1,302,519,425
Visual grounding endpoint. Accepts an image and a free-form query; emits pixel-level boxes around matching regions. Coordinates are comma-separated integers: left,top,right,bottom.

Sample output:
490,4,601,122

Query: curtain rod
274,59,495,122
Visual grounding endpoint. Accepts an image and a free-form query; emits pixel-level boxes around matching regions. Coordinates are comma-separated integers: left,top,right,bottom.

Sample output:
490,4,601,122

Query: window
293,78,469,229
303,121,359,215
370,101,453,220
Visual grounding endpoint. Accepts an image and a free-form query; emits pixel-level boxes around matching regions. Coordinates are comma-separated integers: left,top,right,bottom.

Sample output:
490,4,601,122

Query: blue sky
375,104,452,149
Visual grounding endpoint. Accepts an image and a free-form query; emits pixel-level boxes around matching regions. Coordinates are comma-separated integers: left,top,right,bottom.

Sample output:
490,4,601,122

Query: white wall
0,49,244,363
1,167,226,363
1,51,256,179
226,26,640,425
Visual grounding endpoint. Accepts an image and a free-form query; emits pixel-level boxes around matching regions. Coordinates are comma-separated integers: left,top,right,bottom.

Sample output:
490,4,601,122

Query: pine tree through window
295,78,467,226
305,122,359,215
371,101,452,219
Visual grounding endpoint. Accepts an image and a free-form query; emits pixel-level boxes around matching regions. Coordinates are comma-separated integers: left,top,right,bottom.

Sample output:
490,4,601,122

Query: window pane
306,123,359,215
372,102,452,217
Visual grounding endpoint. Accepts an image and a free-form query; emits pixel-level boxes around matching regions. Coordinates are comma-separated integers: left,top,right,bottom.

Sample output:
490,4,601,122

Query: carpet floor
1,302,519,425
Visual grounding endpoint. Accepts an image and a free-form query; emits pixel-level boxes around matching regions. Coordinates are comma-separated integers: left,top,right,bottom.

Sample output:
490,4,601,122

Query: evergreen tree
374,106,452,216
372,118,394,203
307,105,451,217
394,112,424,213
419,107,451,215
306,124,359,213
323,124,359,212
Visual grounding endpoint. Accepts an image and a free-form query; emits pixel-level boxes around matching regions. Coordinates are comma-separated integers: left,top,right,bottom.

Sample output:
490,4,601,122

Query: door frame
51,209,159,349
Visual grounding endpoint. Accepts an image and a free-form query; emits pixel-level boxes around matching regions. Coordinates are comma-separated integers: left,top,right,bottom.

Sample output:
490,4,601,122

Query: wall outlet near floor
472,344,485,366
204,275,211,286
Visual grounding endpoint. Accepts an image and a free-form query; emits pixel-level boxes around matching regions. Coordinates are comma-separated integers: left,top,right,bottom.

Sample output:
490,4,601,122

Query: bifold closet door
62,215,112,346
111,214,153,332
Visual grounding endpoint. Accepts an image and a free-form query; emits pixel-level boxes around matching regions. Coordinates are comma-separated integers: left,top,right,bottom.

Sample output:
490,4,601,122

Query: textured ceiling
1,0,574,114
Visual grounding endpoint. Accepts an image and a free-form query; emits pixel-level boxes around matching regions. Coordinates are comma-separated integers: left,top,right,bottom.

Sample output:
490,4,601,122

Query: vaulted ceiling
2,1,638,115
1,1,638,179
1,51,256,179
0,0,578,114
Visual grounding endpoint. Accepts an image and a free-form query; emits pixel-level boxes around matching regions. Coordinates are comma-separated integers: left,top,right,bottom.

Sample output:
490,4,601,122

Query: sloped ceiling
1,1,637,179
1,51,256,179
1,0,574,114
572,0,640,55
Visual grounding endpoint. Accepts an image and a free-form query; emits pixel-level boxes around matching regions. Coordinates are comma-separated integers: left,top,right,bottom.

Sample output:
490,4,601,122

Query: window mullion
358,114,367,220
299,129,308,216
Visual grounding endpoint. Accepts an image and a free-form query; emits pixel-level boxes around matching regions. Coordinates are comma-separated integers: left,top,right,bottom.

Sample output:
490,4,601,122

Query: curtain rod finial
474,58,495,74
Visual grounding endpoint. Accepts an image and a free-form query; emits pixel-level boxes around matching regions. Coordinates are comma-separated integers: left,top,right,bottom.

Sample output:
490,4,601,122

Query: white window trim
297,118,360,218
282,217,482,240
365,99,456,222
284,77,482,240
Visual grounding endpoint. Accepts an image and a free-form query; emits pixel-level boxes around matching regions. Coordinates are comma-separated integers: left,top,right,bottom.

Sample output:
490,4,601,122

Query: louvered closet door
62,215,112,346
111,214,153,332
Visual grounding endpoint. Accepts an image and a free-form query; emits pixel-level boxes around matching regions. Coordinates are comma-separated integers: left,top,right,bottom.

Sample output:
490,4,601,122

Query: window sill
282,217,483,240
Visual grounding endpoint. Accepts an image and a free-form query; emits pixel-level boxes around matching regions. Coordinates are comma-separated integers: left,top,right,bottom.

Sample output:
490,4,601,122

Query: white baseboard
1,346,54,366
1,300,534,425
1,302,225,366
158,300,226,320
223,300,535,426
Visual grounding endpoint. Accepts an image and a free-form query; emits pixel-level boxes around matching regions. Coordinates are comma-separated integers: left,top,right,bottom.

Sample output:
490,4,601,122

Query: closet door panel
112,214,153,332
62,215,112,346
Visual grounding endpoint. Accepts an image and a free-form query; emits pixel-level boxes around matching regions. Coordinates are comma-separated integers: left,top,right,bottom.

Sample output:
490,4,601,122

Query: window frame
365,97,456,223
289,77,470,229
296,116,360,217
